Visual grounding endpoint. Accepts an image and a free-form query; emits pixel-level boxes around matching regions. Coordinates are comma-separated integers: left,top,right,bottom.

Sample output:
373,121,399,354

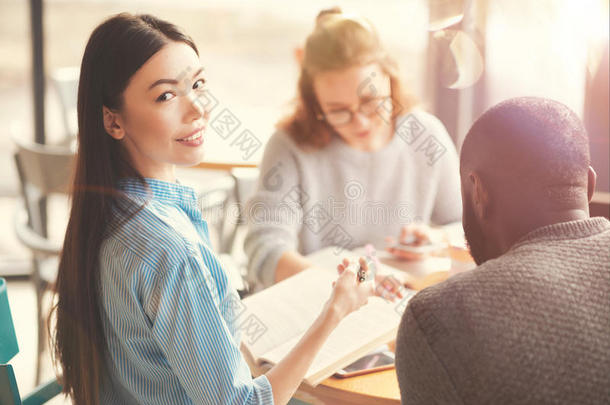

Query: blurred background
1,0,608,402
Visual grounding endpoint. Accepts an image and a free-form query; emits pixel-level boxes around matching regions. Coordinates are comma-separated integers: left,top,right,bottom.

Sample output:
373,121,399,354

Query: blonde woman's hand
386,223,445,260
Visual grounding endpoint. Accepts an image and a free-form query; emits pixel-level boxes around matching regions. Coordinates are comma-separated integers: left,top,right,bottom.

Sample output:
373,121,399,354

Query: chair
228,168,261,296
183,167,260,296
196,175,238,255
0,277,62,405
175,168,236,253
49,67,79,146
194,173,256,294
229,167,260,248
12,139,74,385
177,167,254,293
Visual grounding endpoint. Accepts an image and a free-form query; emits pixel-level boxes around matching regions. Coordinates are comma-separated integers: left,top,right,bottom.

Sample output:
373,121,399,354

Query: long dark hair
50,13,197,404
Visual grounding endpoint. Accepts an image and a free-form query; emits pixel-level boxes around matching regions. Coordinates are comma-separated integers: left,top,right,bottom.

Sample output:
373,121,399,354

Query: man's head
460,97,596,265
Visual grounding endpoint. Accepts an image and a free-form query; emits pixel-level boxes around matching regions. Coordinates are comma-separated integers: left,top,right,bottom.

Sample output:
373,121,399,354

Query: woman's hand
326,257,375,320
386,223,443,261
267,257,372,405
374,272,416,302
336,255,415,303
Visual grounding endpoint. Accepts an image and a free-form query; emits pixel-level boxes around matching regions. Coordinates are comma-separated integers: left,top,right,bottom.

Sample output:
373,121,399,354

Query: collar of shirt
118,177,203,222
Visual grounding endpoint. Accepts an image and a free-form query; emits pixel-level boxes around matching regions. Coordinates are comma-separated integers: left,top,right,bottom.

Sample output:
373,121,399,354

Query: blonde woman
245,8,462,289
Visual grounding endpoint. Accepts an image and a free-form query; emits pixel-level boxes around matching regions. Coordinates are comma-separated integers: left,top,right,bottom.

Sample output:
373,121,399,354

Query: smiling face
313,63,393,151
103,41,210,182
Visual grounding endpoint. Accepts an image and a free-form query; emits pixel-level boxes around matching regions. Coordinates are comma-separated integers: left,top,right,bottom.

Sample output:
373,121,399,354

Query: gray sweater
244,110,462,287
395,217,610,404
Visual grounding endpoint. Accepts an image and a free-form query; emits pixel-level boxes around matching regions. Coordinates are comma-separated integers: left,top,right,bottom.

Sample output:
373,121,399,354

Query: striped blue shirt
98,178,274,404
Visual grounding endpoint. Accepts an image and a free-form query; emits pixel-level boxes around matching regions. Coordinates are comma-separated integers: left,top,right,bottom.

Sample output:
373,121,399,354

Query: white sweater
244,110,462,287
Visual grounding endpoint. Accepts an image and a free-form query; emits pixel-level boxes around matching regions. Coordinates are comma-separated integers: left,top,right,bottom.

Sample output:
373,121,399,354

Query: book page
240,267,335,359
240,247,409,384
259,296,402,385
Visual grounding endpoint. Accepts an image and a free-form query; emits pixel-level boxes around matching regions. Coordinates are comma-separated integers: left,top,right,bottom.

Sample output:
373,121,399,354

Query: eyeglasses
316,96,390,127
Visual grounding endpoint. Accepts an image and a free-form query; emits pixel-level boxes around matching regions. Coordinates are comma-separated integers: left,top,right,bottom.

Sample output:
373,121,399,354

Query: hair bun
316,7,343,24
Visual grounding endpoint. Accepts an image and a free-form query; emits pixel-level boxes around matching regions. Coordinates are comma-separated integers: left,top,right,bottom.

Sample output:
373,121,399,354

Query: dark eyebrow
148,67,205,91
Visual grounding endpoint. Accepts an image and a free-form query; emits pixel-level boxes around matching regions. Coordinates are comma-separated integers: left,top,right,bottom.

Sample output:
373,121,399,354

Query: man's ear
469,171,490,220
102,106,125,140
587,165,597,203
293,47,304,66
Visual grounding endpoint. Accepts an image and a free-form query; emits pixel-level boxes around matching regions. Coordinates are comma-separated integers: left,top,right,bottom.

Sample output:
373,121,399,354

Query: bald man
395,98,610,404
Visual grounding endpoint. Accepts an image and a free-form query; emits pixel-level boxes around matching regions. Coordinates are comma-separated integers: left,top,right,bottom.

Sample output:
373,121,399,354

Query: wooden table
293,247,474,405
194,161,258,171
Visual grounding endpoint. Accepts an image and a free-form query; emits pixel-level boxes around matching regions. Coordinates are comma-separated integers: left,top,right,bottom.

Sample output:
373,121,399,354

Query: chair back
13,139,74,236
49,67,79,141
197,176,236,253
230,167,260,224
13,140,74,196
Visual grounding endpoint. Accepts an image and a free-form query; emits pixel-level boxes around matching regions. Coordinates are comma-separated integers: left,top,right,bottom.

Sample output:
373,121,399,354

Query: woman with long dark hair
51,13,373,405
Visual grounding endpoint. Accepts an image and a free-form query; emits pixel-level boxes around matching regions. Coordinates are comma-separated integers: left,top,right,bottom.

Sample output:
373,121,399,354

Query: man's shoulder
405,256,518,333
406,233,610,331
410,259,499,306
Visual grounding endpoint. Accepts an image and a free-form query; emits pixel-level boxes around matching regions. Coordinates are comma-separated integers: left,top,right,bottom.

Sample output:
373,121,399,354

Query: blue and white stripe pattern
98,177,274,404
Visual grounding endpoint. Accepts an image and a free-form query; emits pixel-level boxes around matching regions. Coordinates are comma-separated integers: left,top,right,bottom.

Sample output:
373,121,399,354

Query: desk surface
194,161,258,171
295,246,473,405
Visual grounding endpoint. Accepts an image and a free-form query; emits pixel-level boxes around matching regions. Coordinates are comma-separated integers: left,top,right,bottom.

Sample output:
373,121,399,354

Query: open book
239,247,412,386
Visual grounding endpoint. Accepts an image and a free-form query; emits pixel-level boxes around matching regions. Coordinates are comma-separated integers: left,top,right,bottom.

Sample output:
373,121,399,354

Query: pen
357,266,367,283
351,245,380,283
345,260,368,283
